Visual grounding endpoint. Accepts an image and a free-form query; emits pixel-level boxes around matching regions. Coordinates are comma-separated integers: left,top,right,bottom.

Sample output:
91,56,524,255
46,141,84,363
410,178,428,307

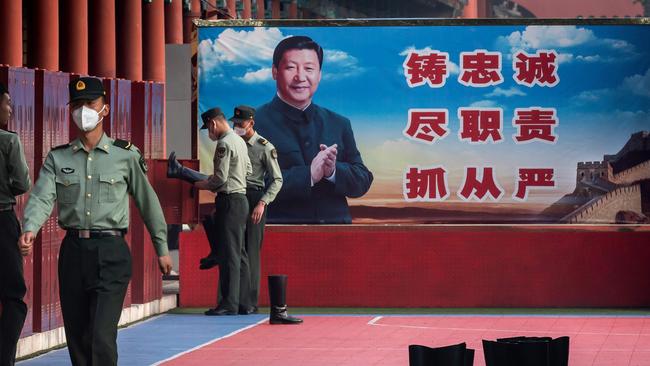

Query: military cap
0,82,8,96
200,107,225,129
229,105,255,124
69,77,105,103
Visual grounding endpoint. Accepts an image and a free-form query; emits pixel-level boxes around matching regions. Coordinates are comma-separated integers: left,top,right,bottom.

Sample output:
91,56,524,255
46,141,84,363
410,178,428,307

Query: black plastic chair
409,342,475,366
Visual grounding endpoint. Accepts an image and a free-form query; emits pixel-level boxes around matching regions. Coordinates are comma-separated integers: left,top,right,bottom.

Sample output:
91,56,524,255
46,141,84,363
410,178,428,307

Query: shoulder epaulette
113,139,133,150
258,138,268,145
6,130,17,135
52,143,69,150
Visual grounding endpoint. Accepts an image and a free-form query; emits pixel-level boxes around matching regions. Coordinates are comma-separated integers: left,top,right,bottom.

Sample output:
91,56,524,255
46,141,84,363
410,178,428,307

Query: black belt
66,229,127,239
246,186,263,191
0,204,14,211
217,191,245,196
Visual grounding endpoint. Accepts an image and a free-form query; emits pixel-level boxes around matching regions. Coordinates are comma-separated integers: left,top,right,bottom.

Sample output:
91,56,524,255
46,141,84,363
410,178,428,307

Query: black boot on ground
199,213,220,270
409,343,474,366
268,275,302,325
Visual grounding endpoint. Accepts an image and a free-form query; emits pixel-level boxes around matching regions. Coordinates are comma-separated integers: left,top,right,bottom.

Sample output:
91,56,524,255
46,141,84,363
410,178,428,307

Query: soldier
18,77,172,366
0,82,31,366
193,107,251,316
230,105,300,323
168,106,302,324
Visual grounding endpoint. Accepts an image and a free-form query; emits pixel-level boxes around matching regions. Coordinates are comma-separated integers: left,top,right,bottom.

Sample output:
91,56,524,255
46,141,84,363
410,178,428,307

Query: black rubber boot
268,275,302,325
409,343,474,366
167,151,208,183
199,212,220,270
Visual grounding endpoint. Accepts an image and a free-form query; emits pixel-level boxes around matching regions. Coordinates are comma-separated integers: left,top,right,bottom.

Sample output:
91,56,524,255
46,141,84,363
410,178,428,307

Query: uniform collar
245,131,259,146
218,129,233,140
271,95,316,123
70,133,112,154
276,92,311,111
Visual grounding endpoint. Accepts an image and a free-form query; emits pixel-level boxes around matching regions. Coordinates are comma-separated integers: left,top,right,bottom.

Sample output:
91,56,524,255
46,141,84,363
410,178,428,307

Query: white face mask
72,105,105,131
234,126,248,136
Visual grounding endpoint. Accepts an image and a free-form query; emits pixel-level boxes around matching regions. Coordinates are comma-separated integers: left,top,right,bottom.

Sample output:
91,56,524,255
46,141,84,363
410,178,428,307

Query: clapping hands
310,144,337,184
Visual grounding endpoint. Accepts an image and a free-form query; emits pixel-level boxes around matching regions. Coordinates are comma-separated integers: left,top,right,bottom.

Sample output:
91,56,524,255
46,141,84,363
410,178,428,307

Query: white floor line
367,317,647,337
367,316,383,325
150,318,267,366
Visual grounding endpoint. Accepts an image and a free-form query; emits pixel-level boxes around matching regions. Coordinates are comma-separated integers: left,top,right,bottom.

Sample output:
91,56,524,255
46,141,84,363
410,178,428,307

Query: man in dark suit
255,36,373,224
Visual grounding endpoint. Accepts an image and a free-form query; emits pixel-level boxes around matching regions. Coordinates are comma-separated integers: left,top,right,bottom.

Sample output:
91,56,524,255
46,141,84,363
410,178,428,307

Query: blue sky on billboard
197,24,650,203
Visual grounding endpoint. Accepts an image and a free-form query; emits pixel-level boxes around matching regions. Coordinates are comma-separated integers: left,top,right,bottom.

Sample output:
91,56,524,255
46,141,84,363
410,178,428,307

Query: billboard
196,19,650,224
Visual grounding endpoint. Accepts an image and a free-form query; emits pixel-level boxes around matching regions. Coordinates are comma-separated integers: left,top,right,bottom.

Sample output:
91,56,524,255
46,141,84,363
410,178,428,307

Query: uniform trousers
0,210,26,366
58,234,131,366
245,188,267,308
214,193,249,312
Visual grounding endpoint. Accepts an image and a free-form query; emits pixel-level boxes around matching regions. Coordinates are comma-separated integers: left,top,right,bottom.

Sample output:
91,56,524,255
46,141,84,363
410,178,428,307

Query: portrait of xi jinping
255,35,373,224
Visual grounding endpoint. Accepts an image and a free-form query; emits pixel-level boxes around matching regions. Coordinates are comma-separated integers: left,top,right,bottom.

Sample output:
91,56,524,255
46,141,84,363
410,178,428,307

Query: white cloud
199,27,285,79
447,60,460,75
499,26,596,51
497,26,637,64
572,110,650,129
236,67,273,84
575,55,600,63
573,68,650,104
622,68,650,98
574,89,611,103
199,28,364,82
399,46,459,75
485,87,526,98
556,53,574,64
322,49,365,80
469,100,499,108
602,38,635,53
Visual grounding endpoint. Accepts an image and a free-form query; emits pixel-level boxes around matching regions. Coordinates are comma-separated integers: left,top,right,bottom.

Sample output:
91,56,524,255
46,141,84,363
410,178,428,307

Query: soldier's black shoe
204,307,236,316
167,151,208,183
269,306,303,324
200,255,218,264
199,257,219,270
238,306,258,315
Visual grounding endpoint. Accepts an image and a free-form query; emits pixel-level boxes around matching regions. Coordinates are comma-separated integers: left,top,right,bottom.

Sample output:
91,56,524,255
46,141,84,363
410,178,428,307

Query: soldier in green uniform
193,107,251,316
168,105,302,324
18,77,172,366
231,105,302,324
0,82,31,366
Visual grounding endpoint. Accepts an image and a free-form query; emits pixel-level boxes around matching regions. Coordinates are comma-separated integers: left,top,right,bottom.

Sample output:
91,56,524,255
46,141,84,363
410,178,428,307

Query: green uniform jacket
23,133,169,256
245,132,282,205
0,129,31,203
208,130,251,194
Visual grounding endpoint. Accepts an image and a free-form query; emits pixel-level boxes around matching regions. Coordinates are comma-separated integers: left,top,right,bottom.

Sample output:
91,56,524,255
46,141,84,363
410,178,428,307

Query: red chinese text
404,109,449,144
458,108,504,143
514,168,555,200
459,50,503,87
404,166,449,201
513,107,558,144
457,167,504,201
513,50,559,87
403,51,450,88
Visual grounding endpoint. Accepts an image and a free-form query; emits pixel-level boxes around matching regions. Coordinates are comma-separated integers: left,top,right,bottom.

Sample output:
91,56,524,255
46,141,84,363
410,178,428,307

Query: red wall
514,0,643,17
180,225,650,308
